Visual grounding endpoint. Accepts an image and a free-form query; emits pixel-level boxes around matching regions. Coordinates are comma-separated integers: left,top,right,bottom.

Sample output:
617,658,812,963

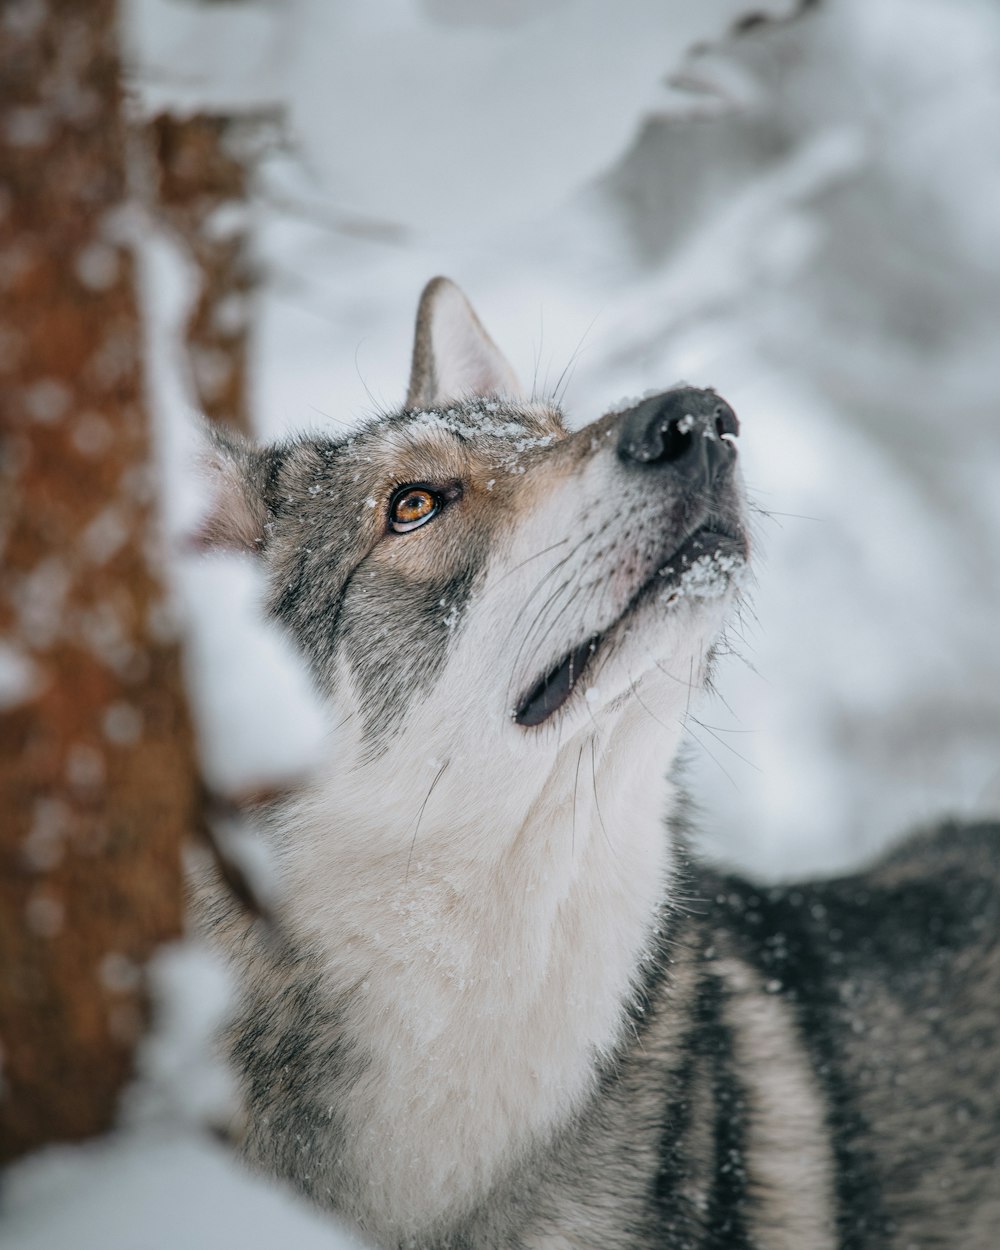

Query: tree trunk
148,111,259,436
0,0,197,1163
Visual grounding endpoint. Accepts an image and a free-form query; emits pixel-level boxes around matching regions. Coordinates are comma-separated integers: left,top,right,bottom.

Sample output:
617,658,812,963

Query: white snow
80,505,129,565
2,1134,367,1250
101,701,143,746
126,0,797,234
23,891,64,939
122,944,236,1132
74,241,121,292
133,209,329,799
22,378,71,424
177,552,329,797
661,549,748,604
0,642,42,710
70,411,115,458
3,947,364,1249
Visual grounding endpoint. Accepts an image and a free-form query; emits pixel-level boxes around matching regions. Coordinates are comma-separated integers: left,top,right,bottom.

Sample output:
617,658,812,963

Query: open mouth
513,526,746,728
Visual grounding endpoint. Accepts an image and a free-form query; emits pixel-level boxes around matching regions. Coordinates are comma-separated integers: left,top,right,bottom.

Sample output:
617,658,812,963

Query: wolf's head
203,277,747,892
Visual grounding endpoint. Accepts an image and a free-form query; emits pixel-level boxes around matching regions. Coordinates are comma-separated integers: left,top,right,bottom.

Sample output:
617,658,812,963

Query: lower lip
513,528,745,728
513,634,601,728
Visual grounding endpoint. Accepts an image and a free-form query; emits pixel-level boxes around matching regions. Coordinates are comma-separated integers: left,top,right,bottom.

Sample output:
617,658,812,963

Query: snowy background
8,0,1000,1245
128,0,1000,877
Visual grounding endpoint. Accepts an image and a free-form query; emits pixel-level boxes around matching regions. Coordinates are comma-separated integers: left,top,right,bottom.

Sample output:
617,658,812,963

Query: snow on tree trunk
148,112,259,435
0,0,197,1163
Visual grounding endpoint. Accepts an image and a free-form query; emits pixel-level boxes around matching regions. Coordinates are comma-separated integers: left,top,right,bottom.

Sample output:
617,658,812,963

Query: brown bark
0,0,198,1162
148,112,258,435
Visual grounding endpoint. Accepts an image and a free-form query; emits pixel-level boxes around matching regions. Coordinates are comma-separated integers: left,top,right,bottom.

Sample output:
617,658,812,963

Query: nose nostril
660,418,694,463
713,403,739,441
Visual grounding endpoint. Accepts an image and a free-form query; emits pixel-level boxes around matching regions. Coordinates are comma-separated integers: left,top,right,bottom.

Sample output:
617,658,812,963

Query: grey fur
196,280,1000,1249
201,816,1000,1249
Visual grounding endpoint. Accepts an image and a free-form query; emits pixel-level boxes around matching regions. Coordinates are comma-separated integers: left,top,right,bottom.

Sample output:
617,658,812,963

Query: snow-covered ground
10,1,998,1243
4,946,365,1249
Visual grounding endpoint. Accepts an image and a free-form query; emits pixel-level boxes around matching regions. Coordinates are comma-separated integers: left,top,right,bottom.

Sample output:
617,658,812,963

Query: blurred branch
732,0,821,32
258,186,408,245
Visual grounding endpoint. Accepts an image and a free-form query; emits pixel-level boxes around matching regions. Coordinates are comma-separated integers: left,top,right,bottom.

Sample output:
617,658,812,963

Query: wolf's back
672,819,1000,1248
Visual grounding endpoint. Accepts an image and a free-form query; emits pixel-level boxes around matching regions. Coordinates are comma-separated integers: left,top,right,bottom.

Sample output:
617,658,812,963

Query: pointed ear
406,277,523,408
195,426,279,551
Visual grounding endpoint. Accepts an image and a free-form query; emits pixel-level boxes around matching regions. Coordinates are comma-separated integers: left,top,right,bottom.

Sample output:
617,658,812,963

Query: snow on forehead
333,402,561,471
404,402,559,451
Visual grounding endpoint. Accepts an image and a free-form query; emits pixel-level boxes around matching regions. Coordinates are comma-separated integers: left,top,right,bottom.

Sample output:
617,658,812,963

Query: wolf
196,278,1000,1249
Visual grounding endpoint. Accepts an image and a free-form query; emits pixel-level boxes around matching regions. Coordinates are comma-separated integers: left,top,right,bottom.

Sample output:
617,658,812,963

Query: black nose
617,387,738,483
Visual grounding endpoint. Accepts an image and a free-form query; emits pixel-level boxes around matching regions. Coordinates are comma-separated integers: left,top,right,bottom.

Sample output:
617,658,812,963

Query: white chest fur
264,718,675,1240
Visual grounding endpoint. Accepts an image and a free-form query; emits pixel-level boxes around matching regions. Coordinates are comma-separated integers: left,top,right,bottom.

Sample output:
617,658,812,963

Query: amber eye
389,485,441,533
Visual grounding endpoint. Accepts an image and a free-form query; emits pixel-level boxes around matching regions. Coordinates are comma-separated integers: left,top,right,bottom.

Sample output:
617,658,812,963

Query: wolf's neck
227,731,676,1242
